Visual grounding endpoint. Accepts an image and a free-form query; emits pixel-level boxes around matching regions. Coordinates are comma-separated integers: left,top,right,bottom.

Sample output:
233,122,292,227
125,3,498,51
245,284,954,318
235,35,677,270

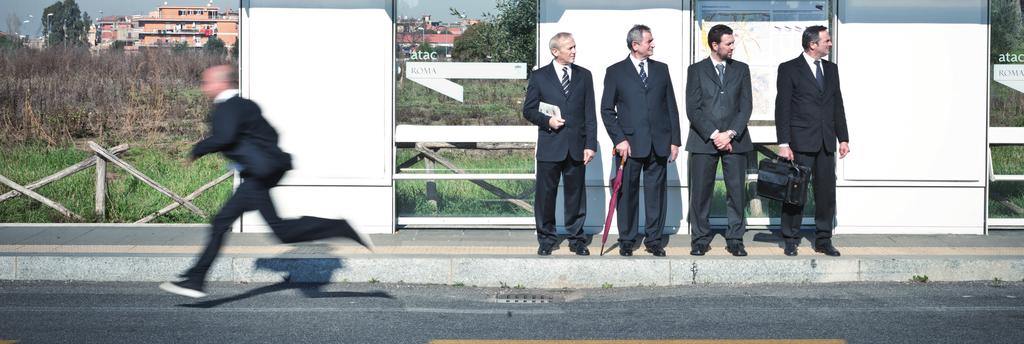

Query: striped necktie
638,61,648,88
561,66,570,95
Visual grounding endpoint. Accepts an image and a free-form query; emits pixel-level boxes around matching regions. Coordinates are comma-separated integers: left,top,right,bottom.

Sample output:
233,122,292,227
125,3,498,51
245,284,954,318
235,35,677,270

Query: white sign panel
406,62,527,102
994,64,1024,93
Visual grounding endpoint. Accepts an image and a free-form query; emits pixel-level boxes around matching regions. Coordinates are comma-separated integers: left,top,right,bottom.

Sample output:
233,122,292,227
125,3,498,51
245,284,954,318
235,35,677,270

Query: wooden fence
0,141,232,223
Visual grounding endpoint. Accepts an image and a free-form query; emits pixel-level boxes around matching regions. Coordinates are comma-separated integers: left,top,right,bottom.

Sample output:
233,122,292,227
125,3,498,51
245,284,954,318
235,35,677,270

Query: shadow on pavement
179,246,393,308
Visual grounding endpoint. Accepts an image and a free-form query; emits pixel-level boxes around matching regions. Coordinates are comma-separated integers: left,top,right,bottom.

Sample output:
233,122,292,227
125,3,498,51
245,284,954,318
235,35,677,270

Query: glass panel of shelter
392,0,829,221
989,2,1024,222
394,0,535,219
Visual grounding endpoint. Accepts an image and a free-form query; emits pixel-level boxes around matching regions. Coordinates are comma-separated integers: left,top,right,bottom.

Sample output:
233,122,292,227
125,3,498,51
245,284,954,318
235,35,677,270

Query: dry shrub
0,47,230,148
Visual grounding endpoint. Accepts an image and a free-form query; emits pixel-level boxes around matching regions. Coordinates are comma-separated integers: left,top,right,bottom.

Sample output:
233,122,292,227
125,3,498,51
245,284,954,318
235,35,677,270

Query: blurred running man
160,65,373,298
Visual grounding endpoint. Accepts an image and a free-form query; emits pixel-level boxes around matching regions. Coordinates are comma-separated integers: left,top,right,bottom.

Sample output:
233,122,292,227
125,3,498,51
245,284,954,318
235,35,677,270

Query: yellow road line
429,340,846,344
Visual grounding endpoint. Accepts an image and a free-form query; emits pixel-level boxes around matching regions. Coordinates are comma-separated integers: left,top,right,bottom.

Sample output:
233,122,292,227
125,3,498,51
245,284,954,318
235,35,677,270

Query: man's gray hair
626,24,651,51
548,32,573,51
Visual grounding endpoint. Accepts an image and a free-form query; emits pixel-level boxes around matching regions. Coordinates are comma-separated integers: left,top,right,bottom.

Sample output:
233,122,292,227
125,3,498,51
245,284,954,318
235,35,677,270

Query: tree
451,22,498,62
5,14,22,36
230,38,240,61
0,34,22,50
80,11,91,44
449,0,537,68
492,0,537,68
992,0,1024,62
172,41,190,53
41,0,89,47
204,36,226,56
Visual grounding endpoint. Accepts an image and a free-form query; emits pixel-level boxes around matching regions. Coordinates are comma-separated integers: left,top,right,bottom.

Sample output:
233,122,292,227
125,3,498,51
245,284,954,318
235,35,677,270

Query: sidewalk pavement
1,224,1023,288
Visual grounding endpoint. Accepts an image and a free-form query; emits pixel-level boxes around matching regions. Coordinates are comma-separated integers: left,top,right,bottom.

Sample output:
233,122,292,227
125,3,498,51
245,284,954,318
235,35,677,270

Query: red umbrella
599,153,628,256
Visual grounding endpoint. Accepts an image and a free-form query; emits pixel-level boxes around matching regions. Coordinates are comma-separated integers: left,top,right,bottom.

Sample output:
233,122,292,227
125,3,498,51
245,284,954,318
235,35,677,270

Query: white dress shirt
710,54,726,77
628,54,648,77
552,60,571,81
214,89,239,104
802,52,825,79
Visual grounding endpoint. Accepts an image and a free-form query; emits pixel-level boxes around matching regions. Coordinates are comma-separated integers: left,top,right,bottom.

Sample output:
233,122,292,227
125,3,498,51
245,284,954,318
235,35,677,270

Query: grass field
396,79,530,126
990,146,1024,218
991,81,1024,127
395,148,535,217
0,141,231,223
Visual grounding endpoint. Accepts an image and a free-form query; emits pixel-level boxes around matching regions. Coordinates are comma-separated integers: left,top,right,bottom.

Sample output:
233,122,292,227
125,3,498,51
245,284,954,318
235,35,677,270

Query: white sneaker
160,281,207,298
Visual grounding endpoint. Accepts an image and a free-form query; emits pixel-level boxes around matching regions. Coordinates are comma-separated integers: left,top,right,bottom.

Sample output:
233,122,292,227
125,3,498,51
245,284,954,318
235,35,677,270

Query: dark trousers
780,149,836,246
534,158,588,249
688,151,747,247
616,153,668,249
183,171,353,282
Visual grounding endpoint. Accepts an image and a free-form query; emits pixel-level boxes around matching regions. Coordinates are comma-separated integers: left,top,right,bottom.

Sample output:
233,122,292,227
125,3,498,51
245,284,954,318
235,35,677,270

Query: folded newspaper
539,102,562,120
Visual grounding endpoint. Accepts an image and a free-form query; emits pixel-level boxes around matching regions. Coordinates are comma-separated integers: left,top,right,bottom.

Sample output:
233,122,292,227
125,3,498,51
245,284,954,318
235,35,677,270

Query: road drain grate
493,293,555,304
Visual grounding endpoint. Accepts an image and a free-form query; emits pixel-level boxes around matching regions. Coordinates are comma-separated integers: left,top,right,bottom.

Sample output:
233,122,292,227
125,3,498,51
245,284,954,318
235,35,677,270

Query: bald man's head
201,65,238,100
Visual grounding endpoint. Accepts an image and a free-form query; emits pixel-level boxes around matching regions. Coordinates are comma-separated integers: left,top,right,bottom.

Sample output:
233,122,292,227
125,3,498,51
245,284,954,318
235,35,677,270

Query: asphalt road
0,280,1022,343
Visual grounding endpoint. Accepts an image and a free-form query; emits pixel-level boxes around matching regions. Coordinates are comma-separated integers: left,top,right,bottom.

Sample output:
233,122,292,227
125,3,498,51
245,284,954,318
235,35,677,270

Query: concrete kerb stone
228,257,452,285
858,257,1024,282
684,258,862,284
0,256,14,280
333,257,451,285
229,257,338,283
451,257,673,288
3,255,1024,287
12,256,204,282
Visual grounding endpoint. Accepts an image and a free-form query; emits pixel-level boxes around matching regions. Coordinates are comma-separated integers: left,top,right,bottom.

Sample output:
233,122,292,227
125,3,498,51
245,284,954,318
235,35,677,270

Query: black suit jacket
600,57,682,158
192,96,292,179
774,55,849,153
684,57,753,154
522,62,598,162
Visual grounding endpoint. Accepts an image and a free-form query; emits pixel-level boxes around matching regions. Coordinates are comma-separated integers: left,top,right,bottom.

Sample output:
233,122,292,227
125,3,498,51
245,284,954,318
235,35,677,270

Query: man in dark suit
685,24,753,257
160,65,374,298
774,26,850,257
522,32,598,256
601,24,682,257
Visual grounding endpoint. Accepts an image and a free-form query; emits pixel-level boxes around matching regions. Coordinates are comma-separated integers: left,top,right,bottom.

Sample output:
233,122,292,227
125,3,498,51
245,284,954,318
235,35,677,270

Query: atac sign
406,62,526,102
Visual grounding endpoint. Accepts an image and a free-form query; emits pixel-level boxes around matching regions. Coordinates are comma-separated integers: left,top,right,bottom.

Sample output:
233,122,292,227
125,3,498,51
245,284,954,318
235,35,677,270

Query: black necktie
638,61,648,88
561,66,570,95
814,60,824,90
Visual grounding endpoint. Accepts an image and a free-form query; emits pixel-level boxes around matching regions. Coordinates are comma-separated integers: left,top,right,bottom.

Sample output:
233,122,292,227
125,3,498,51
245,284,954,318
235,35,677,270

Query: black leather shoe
726,244,748,257
537,247,552,256
619,248,633,256
570,245,590,256
815,244,841,257
784,242,798,256
645,247,667,257
690,244,709,256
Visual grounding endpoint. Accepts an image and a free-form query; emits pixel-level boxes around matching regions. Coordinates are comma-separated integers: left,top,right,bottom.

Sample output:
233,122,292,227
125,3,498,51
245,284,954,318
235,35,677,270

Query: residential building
94,15,138,48
135,6,238,48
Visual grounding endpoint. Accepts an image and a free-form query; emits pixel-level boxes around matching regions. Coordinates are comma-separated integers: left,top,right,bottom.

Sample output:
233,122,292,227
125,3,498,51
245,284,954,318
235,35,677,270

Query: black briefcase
756,158,811,206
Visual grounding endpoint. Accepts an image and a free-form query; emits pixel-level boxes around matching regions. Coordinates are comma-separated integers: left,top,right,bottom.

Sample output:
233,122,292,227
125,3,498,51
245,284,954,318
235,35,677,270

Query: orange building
136,6,238,48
